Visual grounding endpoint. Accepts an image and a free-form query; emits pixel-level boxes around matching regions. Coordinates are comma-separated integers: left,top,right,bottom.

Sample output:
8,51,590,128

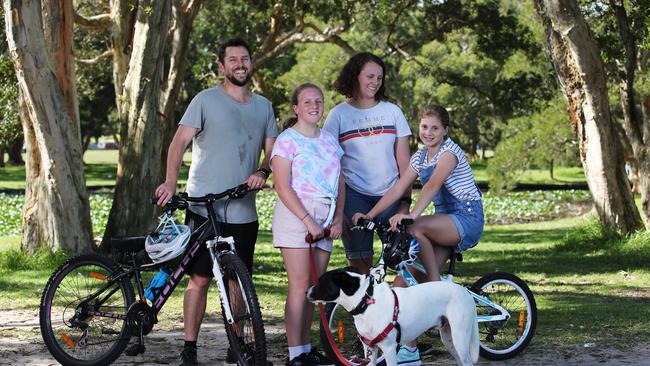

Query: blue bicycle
319,219,537,364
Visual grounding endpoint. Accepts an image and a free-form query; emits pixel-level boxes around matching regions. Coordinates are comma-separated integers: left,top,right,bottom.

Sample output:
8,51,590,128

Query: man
155,38,277,366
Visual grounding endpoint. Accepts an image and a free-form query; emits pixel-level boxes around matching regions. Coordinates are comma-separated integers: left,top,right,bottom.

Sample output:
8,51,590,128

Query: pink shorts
272,198,333,252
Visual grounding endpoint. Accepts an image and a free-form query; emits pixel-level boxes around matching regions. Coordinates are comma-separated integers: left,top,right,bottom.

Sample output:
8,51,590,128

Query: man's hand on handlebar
155,181,176,207
246,171,266,190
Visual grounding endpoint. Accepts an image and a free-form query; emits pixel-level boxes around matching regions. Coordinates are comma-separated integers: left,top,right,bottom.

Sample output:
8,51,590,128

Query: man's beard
226,68,251,87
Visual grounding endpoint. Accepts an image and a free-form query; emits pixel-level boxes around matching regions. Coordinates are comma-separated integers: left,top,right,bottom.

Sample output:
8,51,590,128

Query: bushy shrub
0,245,68,271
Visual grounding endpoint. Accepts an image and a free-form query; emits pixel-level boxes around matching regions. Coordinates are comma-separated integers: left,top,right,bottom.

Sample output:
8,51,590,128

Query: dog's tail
470,317,479,363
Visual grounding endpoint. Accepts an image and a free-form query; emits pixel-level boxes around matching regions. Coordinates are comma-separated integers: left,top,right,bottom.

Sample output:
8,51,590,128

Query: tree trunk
641,95,650,225
533,0,642,233
103,0,172,243
109,0,136,129
7,138,24,165
549,159,554,181
609,0,650,229
4,0,93,253
160,0,202,174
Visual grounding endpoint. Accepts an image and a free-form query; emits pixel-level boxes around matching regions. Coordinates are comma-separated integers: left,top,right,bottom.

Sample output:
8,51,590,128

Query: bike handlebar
155,183,252,211
352,217,414,233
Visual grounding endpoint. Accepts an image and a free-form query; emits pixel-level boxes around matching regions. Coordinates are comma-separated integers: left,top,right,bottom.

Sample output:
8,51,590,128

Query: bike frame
397,259,510,323
83,192,240,322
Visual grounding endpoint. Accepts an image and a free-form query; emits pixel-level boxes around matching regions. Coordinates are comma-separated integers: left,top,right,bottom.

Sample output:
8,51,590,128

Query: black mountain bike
39,184,266,366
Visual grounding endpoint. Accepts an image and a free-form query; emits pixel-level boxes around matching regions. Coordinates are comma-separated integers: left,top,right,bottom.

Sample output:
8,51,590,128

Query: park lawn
2,214,649,352
470,159,585,185
0,150,193,189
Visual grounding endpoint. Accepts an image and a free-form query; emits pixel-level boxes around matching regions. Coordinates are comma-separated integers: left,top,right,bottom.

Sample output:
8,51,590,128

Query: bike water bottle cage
145,212,191,263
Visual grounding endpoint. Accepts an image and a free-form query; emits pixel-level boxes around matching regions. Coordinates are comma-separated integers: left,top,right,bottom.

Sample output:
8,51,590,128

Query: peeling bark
533,0,642,233
103,0,173,241
4,0,93,253
608,0,650,229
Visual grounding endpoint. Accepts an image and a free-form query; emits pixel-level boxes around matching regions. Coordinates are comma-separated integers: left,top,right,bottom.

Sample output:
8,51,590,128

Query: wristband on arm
256,168,270,179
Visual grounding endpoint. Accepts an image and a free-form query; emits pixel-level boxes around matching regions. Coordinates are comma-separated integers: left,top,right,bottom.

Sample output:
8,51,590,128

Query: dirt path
2,308,648,365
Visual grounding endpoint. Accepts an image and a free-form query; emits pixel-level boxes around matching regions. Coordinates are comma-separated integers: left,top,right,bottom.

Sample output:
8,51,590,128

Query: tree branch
76,50,113,64
259,1,284,54
385,0,417,60
73,9,111,30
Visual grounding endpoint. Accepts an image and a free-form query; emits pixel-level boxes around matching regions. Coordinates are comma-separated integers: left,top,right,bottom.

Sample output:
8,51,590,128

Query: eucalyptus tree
3,0,94,252
533,0,642,233
581,0,650,229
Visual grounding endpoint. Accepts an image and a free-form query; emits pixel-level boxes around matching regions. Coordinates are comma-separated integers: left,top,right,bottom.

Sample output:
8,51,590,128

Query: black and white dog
307,267,479,366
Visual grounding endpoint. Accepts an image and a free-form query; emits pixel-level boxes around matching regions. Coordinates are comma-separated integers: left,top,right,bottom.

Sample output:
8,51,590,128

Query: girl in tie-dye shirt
270,83,345,365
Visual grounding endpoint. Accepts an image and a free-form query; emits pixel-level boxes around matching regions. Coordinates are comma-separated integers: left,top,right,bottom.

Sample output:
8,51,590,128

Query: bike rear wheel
39,254,135,366
219,253,267,366
471,272,537,360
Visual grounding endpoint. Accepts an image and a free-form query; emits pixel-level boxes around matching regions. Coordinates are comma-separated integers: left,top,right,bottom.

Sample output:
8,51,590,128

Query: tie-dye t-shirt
271,128,344,200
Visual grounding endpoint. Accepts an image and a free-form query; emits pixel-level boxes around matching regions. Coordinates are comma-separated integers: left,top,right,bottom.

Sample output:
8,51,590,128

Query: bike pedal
125,343,146,356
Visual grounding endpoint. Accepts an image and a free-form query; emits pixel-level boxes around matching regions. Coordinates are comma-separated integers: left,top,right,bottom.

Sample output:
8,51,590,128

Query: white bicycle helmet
146,213,191,263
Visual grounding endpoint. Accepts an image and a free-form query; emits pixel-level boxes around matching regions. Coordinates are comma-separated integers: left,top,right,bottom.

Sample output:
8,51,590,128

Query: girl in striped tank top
353,105,484,282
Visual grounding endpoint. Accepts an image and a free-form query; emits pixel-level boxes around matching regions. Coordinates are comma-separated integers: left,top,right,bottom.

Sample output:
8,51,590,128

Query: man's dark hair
218,39,252,63
333,52,388,101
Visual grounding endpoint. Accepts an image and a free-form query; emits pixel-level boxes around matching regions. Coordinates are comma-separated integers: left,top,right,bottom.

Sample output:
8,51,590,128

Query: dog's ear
344,265,361,274
332,270,361,296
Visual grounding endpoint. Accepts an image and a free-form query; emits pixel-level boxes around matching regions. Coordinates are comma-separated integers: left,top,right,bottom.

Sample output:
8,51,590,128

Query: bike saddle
110,236,146,252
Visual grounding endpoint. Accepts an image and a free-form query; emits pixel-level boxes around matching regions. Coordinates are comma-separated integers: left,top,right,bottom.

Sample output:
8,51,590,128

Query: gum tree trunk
533,0,642,233
102,0,172,241
4,0,93,253
608,0,650,229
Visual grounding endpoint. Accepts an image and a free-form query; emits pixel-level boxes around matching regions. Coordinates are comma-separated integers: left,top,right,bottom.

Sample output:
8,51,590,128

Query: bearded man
155,38,277,366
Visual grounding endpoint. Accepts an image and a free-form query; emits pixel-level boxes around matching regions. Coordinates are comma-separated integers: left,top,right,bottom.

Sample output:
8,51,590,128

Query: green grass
2,215,649,350
0,150,193,189
470,159,585,185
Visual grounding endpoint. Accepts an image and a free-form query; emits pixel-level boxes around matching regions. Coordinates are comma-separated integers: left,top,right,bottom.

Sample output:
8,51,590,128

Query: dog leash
305,230,354,366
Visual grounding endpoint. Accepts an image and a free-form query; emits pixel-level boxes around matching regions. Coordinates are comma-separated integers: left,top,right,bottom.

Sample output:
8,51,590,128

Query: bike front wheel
471,271,537,360
39,254,135,366
219,253,267,366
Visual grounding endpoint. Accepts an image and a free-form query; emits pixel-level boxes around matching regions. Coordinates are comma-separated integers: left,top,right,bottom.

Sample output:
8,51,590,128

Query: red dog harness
358,289,401,347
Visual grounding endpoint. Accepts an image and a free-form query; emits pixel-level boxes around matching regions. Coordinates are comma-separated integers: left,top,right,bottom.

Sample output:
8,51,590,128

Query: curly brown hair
333,52,388,101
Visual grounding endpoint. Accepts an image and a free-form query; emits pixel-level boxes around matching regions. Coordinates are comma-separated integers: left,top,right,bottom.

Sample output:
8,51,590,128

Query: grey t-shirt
180,87,278,223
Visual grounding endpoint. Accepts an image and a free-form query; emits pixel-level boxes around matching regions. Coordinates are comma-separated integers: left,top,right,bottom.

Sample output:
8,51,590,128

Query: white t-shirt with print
323,101,411,196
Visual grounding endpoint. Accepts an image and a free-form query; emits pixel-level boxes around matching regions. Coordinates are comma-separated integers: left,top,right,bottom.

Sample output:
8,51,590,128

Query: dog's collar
358,289,401,347
349,279,375,316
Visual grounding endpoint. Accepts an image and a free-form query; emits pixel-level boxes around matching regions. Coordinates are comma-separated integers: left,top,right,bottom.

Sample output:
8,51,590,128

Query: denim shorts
343,185,401,260
435,199,484,252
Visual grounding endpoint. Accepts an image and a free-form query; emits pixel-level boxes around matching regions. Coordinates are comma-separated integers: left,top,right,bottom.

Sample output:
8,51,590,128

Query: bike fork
207,237,237,324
